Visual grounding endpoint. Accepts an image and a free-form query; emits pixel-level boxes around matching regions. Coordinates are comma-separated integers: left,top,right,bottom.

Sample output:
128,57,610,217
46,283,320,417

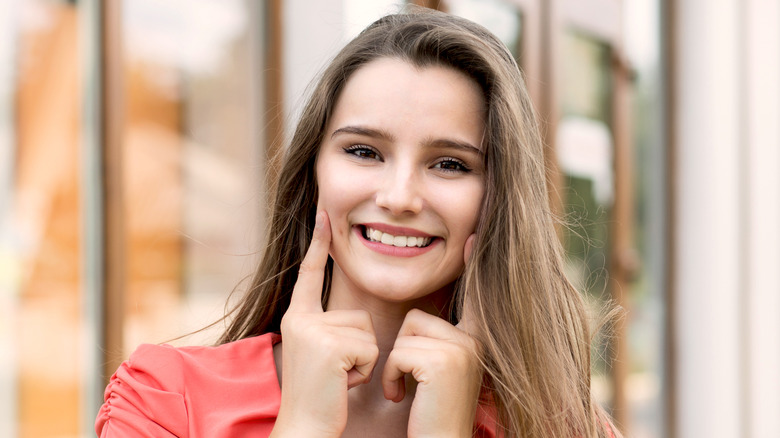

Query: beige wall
672,0,780,436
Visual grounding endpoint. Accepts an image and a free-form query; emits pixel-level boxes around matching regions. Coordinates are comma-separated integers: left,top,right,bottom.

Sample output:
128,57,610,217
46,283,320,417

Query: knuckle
356,310,374,327
432,344,473,373
406,308,425,319
308,231,327,247
392,335,410,349
384,348,400,367
280,313,305,335
368,343,380,360
457,333,478,352
298,260,319,274
317,332,342,354
280,313,294,330
427,350,450,371
452,344,480,372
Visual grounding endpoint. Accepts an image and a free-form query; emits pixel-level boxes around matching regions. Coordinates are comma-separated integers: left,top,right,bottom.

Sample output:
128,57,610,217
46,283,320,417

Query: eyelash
433,157,471,173
342,145,472,173
343,145,382,161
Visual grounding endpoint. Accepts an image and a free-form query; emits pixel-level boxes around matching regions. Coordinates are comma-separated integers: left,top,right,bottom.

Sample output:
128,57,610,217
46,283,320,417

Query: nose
375,164,424,216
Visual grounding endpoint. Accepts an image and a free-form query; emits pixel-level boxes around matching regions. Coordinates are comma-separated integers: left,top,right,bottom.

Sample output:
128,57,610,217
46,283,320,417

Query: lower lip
354,226,439,257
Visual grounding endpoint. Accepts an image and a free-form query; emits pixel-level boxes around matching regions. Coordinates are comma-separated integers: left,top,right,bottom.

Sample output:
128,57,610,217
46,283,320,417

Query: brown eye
433,158,470,173
344,145,382,161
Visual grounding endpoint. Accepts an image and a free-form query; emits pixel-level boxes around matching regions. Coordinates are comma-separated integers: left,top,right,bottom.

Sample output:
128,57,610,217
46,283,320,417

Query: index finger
456,234,476,334
455,295,477,334
289,210,332,312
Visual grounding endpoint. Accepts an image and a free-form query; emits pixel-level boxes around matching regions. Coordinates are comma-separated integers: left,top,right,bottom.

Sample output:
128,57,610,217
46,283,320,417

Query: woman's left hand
382,309,482,437
381,234,483,437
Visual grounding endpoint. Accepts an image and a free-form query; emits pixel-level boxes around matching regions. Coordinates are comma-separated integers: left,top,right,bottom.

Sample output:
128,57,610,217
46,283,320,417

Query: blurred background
0,0,777,437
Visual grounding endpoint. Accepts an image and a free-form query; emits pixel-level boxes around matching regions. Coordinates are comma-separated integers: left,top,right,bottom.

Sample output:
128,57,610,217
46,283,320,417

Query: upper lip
359,222,435,238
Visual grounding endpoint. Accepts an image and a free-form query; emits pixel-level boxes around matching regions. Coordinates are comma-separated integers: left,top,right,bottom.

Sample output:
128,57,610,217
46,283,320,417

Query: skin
271,59,486,438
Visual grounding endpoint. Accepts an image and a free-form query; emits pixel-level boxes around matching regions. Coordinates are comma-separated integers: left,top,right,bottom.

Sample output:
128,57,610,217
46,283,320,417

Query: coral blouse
96,333,498,437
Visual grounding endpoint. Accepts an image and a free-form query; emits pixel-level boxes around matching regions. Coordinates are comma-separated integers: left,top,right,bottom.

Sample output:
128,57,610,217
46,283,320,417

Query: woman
97,8,619,438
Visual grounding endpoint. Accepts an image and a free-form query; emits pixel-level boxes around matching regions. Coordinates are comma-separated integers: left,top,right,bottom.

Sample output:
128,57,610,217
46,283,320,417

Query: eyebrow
423,137,484,156
331,125,396,142
331,125,483,156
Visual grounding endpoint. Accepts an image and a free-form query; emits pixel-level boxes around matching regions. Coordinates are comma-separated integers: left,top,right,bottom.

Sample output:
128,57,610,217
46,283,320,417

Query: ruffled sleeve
96,344,189,437
96,334,282,437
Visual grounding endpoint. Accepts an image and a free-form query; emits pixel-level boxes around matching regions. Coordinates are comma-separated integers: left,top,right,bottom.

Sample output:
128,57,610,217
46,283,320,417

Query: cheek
318,168,361,209
316,159,368,238
443,183,484,239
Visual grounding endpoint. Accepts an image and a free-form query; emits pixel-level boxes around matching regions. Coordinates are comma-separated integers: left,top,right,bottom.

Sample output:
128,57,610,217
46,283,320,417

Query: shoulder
121,332,281,390
97,333,282,437
169,333,281,382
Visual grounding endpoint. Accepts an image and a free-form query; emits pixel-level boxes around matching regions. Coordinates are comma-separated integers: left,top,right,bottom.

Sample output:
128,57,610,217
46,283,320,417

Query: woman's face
316,58,486,304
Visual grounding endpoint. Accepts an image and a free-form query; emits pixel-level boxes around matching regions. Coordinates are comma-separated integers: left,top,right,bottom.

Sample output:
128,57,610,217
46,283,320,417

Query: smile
362,226,433,248
354,225,439,257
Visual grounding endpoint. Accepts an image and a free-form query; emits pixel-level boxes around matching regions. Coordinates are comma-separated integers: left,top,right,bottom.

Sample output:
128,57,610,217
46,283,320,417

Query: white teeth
365,227,432,248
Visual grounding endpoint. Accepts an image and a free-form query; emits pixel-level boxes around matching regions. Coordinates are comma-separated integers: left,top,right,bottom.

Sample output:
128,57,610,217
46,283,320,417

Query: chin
357,276,455,306
329,256,461,310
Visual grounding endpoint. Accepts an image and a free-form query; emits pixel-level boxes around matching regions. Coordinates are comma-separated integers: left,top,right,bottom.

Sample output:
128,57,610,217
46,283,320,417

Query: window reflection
5,0,83,436
0,0,14,429
121,0,262,350
558,30,615,406
446,0,523,58
562,31,612,122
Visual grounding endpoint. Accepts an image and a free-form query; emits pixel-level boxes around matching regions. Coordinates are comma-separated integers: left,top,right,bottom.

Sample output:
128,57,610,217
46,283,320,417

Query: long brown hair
218,8,619,437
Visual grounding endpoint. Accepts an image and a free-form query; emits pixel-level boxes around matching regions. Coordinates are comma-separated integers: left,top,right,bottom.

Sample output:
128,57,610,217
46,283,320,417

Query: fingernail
315,211,323,229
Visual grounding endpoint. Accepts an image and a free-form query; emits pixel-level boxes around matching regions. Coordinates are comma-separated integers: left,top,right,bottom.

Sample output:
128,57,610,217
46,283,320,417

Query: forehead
326,58,486,149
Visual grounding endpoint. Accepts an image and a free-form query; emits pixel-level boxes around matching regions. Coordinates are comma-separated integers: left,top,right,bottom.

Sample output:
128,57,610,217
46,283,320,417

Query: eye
343,145,382,161
433,157,471,173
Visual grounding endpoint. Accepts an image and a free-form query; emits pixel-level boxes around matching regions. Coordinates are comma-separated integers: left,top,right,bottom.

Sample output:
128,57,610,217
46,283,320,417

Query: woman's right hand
270,211,379,438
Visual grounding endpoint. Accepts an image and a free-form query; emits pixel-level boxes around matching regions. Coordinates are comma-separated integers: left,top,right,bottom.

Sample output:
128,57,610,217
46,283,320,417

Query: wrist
270,421,342,438
272,408,345,438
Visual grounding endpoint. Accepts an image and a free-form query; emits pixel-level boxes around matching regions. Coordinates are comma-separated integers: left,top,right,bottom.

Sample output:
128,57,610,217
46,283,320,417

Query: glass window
446,0,523,59
624,0,664,436
2,0,84,435
120,0,265,350
0,0,14,431
558,30,615,406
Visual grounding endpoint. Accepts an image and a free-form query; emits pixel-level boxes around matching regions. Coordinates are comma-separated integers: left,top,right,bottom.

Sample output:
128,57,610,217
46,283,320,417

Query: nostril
374,173,424,215
375,192,424,216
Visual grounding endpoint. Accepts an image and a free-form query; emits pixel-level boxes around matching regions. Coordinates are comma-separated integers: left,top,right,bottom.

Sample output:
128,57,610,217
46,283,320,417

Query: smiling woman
96,7,620,438
317,59,485,306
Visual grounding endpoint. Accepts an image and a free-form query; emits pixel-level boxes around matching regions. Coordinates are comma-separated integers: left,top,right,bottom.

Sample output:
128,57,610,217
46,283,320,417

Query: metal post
78,0,105,434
